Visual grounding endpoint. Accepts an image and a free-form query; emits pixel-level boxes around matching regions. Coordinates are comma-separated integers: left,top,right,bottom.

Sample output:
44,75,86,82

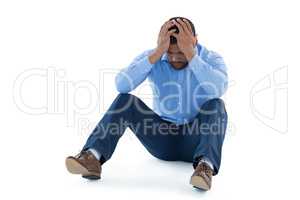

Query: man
65,17,228,191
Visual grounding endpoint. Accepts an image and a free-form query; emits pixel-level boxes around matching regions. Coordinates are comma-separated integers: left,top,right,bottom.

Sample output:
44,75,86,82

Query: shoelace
198,163,212,175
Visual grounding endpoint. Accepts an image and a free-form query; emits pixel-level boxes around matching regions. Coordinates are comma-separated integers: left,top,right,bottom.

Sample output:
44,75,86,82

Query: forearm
148,48,164,64
188,54,228,97
115,53,153,93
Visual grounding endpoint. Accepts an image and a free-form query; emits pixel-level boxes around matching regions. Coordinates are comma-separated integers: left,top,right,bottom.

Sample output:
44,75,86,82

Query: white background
0,0,299,199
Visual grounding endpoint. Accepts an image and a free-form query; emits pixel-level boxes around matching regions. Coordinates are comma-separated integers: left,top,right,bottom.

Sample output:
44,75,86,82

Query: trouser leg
179,98,228,175
82,93,181,164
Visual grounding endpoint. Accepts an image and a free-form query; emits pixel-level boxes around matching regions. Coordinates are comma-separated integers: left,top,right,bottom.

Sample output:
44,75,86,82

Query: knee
115,93,139,103
110,93,137,110
117,93,135,99
112,93,144,111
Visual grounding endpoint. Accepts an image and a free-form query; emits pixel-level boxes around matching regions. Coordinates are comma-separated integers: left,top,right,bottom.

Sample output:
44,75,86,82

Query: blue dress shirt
115,43,228,125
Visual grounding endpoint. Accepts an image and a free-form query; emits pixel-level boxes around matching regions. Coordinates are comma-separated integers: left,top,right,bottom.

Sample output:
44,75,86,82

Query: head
167,17,197,70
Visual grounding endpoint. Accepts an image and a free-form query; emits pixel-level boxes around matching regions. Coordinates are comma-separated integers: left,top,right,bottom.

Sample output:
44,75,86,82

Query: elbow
115,75,131,93
223,79,228,94
116,84,130,94
218,77,228,97
206,78,228,98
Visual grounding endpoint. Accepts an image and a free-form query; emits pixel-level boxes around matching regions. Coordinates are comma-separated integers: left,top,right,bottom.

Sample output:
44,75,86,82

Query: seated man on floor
66,17,228,191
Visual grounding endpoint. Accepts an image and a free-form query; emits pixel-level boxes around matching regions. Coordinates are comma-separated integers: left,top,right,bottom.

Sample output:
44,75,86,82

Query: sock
87,148,101,160
198,157,214,171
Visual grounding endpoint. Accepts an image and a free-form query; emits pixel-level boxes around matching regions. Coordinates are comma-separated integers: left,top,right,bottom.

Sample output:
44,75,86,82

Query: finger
171,32,179,38
177,18,190,34
172,19,184,34
159,20,169,33
166,29,177,37
161,20,174,34
182,18,193,35
165,20,175,31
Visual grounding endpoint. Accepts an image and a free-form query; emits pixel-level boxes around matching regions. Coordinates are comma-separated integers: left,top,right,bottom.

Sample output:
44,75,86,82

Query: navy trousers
83,93,227,175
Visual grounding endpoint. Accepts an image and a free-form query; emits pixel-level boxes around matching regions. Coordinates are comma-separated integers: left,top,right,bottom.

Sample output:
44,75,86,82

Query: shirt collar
161,43,202,62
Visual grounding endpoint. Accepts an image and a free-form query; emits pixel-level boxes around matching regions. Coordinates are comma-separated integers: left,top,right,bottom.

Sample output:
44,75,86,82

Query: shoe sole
190,176,210,191
65,157,100,180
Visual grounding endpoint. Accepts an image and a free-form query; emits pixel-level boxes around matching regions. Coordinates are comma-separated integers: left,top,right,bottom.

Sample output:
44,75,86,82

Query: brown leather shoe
190,162,213,191
65,151,101,180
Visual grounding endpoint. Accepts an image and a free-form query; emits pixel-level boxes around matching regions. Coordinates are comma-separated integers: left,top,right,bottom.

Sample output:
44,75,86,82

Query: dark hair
168,17,196,44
